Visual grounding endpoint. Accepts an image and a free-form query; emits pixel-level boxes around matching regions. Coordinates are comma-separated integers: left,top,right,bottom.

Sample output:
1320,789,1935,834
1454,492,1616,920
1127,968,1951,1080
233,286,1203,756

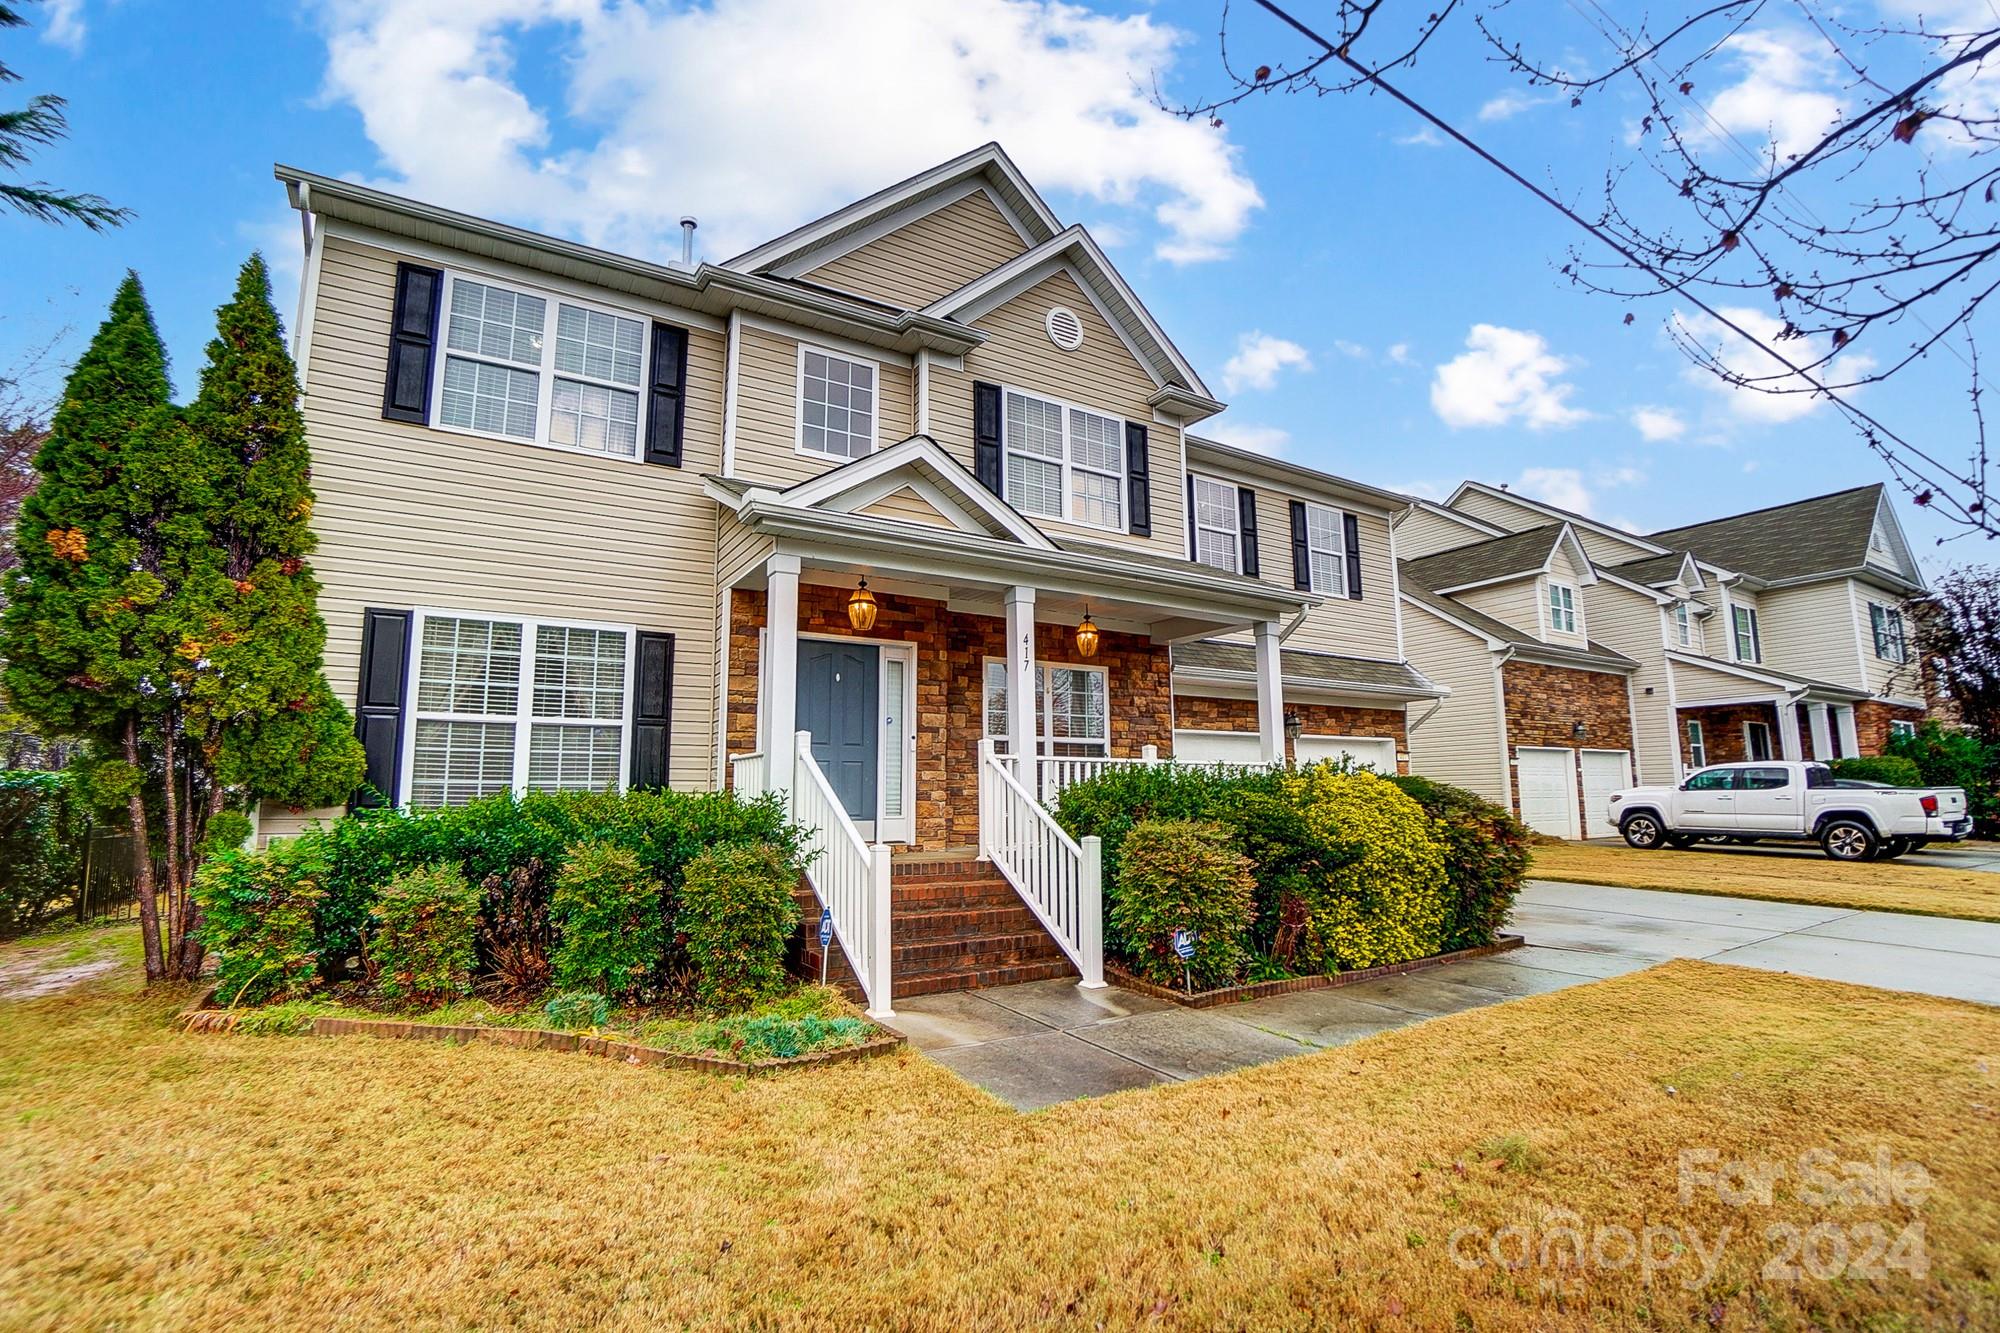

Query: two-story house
270,144,1436,1009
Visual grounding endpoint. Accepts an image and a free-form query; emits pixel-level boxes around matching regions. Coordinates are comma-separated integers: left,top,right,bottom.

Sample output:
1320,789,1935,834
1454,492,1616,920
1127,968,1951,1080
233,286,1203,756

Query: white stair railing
728,751,767,799
1036,745,1161,804
790,731,893,1018
978,738,1104,988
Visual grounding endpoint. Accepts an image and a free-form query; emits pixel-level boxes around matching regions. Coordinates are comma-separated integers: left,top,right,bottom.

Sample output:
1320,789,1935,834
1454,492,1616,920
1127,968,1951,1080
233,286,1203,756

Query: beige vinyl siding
1205,483,1399,657
1582,582,1679,784
1850,582,1921,698
716,511,774,588
1719,585,1765,664
1759,582,1868,690
1457,577,1542,639
1539,545,1589,649
1401,602,1508,802
1670,656,1773,704
1395,506,1493,559
262,232,726,839
927,270,1185,558
730,324,915,488
805,190,1030,309
1450,490,1656,566
856,486,959,529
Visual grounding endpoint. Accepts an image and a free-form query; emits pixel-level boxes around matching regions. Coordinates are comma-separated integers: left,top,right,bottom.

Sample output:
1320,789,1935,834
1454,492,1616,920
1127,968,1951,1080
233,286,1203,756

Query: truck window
1684,768,1735,791
1742,767,1791,790
1804,766,1834,789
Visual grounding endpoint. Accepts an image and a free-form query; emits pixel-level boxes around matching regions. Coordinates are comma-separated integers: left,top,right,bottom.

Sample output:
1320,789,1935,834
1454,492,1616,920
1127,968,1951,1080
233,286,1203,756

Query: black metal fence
73,830,143,927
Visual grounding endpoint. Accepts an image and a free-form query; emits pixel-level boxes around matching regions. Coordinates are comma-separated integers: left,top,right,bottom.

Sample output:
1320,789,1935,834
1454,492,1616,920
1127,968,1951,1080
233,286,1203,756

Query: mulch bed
1105,933,1526,1009
177,993,902,1076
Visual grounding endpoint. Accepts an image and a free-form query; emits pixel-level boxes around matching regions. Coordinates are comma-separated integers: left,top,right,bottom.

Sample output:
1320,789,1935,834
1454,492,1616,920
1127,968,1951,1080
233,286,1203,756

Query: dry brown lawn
1530,839,2000,922
2,923,1996,1330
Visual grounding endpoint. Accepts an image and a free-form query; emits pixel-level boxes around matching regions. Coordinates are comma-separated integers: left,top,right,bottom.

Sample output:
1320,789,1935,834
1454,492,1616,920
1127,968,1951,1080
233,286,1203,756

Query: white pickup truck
1608,761,1971,861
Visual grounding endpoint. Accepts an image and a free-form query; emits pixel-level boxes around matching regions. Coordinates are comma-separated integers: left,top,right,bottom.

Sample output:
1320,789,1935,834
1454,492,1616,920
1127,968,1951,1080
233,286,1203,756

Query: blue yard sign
818,908,834,949
1172,928,1197,960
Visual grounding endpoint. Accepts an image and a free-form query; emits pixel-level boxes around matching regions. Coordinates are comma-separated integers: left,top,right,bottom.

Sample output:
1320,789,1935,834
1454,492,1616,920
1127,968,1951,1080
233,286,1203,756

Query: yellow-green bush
1280,767,1451,972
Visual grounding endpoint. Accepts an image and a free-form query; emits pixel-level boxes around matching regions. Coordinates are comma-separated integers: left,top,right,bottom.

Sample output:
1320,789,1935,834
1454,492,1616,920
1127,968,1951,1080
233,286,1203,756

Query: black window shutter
1289,500,1311,591
1236,487,1260,577
630,632,675,790
1342,512,1363,600
382,263,442,424
1124,421,1151,536
1186,473,1197,560
352,608,411,809
643,323,689,467
973,382,1003,496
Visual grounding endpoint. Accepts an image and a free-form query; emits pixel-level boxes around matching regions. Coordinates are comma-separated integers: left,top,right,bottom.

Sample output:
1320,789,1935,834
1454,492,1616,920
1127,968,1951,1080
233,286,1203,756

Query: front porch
1668,653,1868,770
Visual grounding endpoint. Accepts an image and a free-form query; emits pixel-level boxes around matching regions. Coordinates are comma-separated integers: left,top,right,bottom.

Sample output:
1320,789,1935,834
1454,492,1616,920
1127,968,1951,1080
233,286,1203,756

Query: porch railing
729,751,767,799
977,738,1104,988
1035,746,1160,805
790,731,894,1018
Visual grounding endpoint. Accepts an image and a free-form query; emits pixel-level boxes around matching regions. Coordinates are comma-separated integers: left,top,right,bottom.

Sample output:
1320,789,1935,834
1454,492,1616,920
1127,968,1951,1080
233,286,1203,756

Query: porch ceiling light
847,579,878,632
1074,607,1101,658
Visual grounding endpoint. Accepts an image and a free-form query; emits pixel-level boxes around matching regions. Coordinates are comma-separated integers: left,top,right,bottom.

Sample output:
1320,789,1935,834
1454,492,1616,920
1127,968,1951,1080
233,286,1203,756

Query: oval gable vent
1045,306,1085,351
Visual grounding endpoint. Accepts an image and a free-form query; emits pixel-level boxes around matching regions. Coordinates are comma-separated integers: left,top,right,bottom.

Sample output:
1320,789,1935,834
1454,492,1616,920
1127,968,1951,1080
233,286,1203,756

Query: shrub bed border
1104,933,1526,1009
177,996,902,1076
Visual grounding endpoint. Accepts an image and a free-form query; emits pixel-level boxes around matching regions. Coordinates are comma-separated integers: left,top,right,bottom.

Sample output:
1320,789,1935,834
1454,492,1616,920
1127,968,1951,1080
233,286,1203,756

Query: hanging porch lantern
846,579,879,632
1074,607,1101,658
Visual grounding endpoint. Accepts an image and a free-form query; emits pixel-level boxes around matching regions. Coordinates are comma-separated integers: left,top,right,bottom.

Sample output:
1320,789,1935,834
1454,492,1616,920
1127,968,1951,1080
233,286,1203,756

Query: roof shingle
1649,484,1890,584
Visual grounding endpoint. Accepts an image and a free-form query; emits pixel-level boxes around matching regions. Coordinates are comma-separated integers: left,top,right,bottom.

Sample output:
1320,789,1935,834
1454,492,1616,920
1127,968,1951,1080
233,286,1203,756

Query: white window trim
1870,602,1909,664
1674,602,1694,648
399,607,638,808
1888,719,1918,741
980,656,1111,756
1686,719,1708,768
1189,471,1244,574
794,341,882,463
1732,605,1761,663
428,269,652,464
999,383,1126,535
1547,580,1580,636
1743,719,1773,763
1302,500,1348,596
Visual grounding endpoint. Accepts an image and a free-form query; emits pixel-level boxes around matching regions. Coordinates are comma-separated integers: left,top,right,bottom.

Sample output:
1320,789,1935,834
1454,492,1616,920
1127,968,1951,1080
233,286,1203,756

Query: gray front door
796,639,879,824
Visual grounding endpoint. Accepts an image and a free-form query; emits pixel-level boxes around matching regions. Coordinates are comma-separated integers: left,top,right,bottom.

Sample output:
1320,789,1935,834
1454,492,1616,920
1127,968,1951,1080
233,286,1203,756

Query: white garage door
1172,730,1264,764
1516,747,1579,839
1295,735,1397,773
1579,750,1632,839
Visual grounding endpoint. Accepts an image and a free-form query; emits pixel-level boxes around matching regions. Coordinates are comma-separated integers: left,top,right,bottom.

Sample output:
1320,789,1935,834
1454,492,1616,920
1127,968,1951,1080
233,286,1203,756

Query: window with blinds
981,659,1109,756
1001,388,1124,531
1191,475,1241,573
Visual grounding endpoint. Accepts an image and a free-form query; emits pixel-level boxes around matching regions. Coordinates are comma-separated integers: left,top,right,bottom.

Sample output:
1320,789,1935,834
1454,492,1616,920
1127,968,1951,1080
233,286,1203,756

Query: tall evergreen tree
0,2,130,230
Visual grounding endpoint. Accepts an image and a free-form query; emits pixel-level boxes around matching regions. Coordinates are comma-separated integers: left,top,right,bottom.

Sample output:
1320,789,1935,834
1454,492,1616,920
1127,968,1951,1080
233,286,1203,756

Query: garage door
1295,735,1397,773
1516,747,1579,839
1172,730,1264,765
1579,750,1633,839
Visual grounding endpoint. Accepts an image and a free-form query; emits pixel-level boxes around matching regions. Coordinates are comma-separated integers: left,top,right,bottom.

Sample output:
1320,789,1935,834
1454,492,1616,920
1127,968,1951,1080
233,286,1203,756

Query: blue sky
1,0,1982,570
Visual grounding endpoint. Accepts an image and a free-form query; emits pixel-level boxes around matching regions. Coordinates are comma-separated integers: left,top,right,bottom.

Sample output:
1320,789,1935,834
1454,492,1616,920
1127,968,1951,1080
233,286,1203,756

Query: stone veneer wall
1677,702,1778,767
1498,661,1636,819
1170,694,1410,773
727,585,1173,849
1852,700,1927,756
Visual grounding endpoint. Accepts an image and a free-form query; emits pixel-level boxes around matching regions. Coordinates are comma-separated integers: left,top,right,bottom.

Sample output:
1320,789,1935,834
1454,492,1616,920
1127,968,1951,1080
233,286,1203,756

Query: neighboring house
269,144,1436,1004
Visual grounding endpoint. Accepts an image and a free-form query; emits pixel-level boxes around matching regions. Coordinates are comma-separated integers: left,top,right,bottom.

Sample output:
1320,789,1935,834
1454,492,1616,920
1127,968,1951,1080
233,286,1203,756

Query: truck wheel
1820,820,1878,862
1621,813,1666,849
1878,837,1910,860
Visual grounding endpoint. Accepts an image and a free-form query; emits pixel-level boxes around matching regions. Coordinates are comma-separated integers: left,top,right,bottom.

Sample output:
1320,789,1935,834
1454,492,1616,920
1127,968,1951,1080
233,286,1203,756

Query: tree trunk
173,761,210,980
123,717,166,984
160,712,184,970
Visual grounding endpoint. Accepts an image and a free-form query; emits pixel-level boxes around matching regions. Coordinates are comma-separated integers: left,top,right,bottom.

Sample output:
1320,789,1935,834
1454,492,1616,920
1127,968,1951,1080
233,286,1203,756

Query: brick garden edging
1104,933,1526,1009
177,998,903,1076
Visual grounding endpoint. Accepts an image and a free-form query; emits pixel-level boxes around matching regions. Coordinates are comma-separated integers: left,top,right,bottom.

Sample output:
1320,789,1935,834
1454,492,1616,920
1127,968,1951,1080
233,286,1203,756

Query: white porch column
1835,705,1861,758
1807,704,1834,761
1776,699,1804,761
765,554,801,794
1004,586,1037,772
1254,619,1286,765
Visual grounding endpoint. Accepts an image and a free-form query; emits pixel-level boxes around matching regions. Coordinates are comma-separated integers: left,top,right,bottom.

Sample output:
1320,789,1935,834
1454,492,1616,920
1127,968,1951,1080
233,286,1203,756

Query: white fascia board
1395,497,1507,538
771,434,1057,550
1430,570,1544,597
1665,650,1800,693
1592,567,1675,606
1551,525,1600,585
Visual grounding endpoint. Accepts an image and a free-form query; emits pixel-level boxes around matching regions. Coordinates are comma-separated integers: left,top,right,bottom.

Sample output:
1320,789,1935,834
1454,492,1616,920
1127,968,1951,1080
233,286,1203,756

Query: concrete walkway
888,880,2000,1110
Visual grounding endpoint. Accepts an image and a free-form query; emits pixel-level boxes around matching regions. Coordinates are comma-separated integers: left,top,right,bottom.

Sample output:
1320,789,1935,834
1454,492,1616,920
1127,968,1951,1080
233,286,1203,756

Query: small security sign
818,908,834,949
1172,927,1197,960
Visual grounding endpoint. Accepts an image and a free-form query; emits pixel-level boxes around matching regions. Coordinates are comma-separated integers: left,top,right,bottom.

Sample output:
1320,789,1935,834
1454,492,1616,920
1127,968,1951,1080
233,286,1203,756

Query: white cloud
41,0,85,51
1629,406,1686,442
1332,339,1369,360
1506,464,1643,519
1393,126,1443,148
311,0,1262,266
1672,305,1874,423
1202,421,1289,456
1703,29,1843,161
1386,342,1413,366
1221,331,1313,393
1430,324,1589,430
1477,89,1546,122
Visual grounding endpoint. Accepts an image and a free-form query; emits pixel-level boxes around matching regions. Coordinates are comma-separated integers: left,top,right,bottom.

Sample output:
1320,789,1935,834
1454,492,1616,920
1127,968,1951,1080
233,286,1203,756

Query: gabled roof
1666,651,1870,702
1611,550,1705,590
1447,480,1669,561
1399,578,1637,673
1394,497,1508,540
1172,640,1445,700
923,224,1217,405
1398,523,1593,594
1649,483,1921,590
725,143,1062,277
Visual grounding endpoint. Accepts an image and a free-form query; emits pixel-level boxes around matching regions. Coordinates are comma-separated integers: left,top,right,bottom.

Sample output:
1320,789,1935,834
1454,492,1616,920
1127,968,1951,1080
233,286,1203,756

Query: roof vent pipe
680,216,698,267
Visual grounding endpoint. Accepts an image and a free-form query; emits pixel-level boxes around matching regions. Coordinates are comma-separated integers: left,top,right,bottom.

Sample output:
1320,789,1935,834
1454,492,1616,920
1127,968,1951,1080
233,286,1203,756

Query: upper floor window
1732,605,1761,663
437,274,648,458
1303,502,1347,595
1870,602,1908,663
1548,582,1579,635
1002,389,1122,530
1191,475,1243,573
1674,602,1694,647
798,346,877,461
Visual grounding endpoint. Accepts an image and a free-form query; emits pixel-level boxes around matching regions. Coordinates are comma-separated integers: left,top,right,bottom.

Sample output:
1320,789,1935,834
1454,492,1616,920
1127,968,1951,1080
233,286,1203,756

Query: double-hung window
406,611,634,807
437,273,648,459
1732,605,1762,663
1674,602,1694,647
1191,475,1242,573
1303,502,1347,595
1888,719,1918,741
1686,720,1707,768
1001,389,1123,530
798,346,877,460
982,660,1109,756
1548,582,1579,634
1870,603,1908,663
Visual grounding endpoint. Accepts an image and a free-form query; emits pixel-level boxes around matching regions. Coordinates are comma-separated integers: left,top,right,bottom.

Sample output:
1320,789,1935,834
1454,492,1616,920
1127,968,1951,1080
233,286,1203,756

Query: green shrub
1830,755,1923,787
1109,818,1259,988
368,864,481,1006
197,809,254,861
0,769,87,935
1281,767,1452,972
1886,721,1999,834
678,843,800,1011
542,990,611,1029
1387,774,1531,952
726,1013,871,1060
550,842,666,1000
193,840,326,1006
